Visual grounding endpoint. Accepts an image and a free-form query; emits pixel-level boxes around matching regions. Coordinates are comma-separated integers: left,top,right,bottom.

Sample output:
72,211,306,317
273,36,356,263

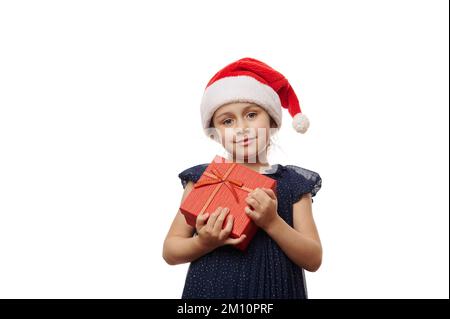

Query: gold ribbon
194,163,253,216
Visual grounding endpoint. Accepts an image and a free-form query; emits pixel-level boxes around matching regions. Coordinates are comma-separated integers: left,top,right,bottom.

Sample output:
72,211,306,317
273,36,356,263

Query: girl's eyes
247,112,257,119
223,119,234,126
222,112,257,126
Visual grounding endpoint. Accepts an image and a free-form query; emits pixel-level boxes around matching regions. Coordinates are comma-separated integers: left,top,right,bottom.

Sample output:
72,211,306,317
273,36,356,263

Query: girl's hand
245,188,279,231
195,206,247,251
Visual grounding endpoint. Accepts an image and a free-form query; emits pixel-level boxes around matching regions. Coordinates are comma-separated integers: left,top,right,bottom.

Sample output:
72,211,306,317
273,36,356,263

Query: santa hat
200,57,310,134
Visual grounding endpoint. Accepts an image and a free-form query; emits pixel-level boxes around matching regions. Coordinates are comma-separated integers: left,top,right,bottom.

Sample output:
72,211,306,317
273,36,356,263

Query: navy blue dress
178,163,322,299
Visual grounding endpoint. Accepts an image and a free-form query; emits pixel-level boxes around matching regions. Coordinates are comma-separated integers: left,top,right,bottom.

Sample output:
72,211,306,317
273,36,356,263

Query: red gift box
179,155,277,251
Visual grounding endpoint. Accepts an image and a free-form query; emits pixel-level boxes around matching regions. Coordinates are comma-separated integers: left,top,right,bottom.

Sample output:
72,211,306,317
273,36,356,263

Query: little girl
163,57,323,299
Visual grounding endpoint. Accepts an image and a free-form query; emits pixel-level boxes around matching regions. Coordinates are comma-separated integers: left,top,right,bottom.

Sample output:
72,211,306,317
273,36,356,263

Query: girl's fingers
244,206,256,219
245,197,259,210
195,211,209,229
225,234,247,246
206,206,222,229
248,189,265,205
213,207,230,234
219,214,234,240
262,188,277,200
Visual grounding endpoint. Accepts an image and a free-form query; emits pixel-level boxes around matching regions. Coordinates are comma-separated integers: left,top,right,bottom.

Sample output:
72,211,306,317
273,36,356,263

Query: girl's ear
205,126,221,143
210,135,219,143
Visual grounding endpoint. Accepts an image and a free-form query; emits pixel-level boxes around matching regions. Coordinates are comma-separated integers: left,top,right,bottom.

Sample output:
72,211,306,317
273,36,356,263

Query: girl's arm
245,189,322,271
162,181,211,265
264,192,322,272
163,181,247,265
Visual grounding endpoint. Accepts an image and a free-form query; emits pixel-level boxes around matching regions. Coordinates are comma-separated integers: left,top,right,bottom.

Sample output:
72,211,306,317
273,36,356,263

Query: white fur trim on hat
292,113,310,133
200,75,282,131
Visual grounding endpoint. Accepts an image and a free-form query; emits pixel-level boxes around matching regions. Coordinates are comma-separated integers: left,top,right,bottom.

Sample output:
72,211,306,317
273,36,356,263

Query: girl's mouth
236,136,256,146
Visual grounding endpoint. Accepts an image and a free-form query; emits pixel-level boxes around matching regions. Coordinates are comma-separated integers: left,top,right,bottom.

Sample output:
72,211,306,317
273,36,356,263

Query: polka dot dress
178,163,322,299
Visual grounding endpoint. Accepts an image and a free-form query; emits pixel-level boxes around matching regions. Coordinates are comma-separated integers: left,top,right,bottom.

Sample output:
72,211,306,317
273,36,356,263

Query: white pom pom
292,113,310,133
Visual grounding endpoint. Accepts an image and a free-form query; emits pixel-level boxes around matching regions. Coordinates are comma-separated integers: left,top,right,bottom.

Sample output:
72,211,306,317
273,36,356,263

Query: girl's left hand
244,188,279,231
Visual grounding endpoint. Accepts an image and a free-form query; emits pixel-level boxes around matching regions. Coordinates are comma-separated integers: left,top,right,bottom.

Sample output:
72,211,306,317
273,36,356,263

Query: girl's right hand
195,206,247,251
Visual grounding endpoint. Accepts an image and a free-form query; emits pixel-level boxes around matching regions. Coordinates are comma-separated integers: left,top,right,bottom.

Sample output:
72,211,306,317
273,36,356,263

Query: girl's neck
239,161,273,174
224,153,272,173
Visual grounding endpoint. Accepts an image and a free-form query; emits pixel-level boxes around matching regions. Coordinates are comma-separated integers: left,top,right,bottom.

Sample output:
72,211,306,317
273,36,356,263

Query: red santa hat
200,57,310,134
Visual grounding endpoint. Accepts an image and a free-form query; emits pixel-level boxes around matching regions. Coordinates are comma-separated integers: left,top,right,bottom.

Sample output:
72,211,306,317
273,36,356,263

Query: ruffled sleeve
178,164,208,189
285,165,322,203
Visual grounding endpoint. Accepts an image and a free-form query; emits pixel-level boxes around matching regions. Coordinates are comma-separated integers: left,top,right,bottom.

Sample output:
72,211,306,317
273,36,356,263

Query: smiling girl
163,57,323,299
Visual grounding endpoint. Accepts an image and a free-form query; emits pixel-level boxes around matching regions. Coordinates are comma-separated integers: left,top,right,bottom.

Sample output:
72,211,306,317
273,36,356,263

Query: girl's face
210,102,276,162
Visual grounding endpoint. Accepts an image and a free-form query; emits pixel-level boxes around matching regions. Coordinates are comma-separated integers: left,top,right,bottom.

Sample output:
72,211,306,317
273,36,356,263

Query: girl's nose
236,126,250,135
236,118,250,130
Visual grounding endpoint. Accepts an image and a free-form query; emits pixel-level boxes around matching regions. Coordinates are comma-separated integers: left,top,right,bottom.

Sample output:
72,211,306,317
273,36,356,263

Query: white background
0,0,448,299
